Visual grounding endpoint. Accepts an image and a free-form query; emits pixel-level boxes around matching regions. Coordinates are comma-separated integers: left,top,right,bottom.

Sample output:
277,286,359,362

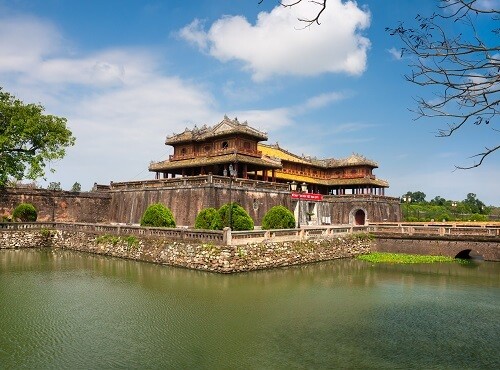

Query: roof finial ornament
234,117,239,123
224,114,229,120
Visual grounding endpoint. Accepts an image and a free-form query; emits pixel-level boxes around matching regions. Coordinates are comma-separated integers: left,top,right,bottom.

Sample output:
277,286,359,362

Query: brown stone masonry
0,229,372,273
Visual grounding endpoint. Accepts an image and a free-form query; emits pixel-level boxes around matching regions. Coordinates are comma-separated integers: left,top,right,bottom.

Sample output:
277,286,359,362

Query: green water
0,249,499,369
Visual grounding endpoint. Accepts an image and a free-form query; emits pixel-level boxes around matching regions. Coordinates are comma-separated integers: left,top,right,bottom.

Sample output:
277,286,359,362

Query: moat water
1,249,499,369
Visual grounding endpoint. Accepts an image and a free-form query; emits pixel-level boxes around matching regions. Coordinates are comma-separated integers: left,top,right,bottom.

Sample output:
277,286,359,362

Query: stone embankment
0,229,372,273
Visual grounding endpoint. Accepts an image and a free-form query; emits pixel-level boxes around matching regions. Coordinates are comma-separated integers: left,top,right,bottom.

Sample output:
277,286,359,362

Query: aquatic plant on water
357,252,457,264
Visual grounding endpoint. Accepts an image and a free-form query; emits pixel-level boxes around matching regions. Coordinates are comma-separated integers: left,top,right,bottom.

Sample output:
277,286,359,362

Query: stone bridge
368,223,500,261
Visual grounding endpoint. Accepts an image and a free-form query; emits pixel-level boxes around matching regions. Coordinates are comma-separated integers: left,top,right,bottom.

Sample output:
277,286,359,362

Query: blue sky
1,0,498,205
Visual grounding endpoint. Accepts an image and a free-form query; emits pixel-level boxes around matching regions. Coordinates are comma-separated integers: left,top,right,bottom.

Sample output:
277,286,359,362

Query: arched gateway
350,208,366,225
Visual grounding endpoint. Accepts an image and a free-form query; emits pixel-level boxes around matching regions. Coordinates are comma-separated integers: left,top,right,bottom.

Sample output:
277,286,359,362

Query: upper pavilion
149,116,389,196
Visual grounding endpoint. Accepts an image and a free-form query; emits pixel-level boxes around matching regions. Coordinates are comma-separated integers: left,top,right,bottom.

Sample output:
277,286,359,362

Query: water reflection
1,249,499,369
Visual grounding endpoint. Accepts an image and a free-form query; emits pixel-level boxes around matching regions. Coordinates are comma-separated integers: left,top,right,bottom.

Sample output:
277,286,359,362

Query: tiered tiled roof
166,115,268,144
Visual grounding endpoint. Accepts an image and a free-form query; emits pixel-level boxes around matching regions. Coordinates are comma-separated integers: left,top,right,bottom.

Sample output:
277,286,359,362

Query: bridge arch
455,249,484,260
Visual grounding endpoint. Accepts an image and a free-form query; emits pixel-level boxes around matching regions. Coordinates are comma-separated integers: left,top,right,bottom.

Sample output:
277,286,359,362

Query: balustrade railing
0,222,367,246
367,223,500,237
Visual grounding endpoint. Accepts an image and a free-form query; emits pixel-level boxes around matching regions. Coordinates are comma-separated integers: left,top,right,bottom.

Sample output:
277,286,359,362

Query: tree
140,203,176,228
194,207,222,230
71,182,82,192
47,182,62,191
402,191,426,203
0,87,75,187
12,203,37,222
218,202,254,231
430,196,447,206
387,0,499,169
462,192,486,214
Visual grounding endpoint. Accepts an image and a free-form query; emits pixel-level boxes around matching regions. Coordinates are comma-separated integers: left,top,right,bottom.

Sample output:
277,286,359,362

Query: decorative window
244,141,251,150
351,169,357,174
204,145,210,152
181,148,187,155
222,141,229,149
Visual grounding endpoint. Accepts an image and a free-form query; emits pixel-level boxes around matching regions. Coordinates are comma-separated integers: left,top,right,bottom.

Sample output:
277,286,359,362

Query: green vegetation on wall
140,203,176,228
262,205,295,230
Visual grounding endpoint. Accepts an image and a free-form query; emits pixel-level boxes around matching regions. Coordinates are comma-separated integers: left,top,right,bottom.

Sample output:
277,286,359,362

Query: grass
357,252,456,264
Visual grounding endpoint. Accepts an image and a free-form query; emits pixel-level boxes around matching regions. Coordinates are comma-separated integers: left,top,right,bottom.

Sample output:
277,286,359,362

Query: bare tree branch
259,0,327,28
387,0,499,169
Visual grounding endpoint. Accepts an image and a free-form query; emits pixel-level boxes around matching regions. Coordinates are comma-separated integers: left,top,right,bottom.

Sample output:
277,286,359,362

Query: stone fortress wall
0,187,111,223
1,175,401,226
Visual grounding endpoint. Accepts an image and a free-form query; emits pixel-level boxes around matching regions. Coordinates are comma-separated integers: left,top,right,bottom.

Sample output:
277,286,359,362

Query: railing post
299,228,305,240
223,227,232,246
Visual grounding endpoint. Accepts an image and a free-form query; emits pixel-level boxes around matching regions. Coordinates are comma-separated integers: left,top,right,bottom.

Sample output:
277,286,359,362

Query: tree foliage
140,203,176,228
71,182,82,192
401,190,491,221
12,203,37,222
401,191,427,203
194,207,222,230
262,205,295,230
218,202,254,231
47,182,62,191
0,87,75,187
387,0,499,168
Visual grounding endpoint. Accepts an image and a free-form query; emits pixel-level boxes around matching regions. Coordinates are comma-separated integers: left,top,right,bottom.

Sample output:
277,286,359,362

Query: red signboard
291,192,323,201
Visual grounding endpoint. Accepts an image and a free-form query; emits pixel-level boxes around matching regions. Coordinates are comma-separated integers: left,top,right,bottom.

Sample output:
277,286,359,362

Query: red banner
291,192,323,201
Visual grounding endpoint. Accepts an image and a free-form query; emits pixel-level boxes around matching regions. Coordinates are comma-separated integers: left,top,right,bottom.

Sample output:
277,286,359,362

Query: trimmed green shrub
194,207,222,230
218,202,254,231
12,203,37,222
262,205,295,230
140,203,176,228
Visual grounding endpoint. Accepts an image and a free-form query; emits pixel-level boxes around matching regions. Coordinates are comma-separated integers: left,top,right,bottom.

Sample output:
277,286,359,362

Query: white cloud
0,16,62,73
0,13,362,190
178,18,209,50
387,47,402,60
0,15,217,189
180,0,371,80
228,90,349,132
300,92,348,110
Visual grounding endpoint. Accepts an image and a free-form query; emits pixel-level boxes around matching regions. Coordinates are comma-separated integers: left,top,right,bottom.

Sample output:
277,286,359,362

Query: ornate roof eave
272,171,389,187
149,153,282,172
